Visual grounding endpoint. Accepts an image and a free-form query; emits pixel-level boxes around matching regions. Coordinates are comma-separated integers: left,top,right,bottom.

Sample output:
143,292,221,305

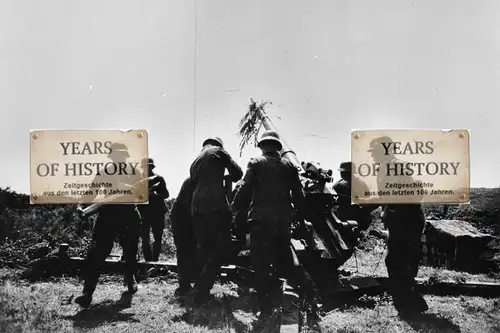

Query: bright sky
1,0,500,197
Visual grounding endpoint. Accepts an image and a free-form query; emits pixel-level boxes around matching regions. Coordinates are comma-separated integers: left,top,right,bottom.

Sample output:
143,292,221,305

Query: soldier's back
247,153,296,222
190,146,229,214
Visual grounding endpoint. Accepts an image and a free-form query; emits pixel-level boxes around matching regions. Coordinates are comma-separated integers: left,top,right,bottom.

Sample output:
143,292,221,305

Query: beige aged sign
351,129,470,204
30,129,149,205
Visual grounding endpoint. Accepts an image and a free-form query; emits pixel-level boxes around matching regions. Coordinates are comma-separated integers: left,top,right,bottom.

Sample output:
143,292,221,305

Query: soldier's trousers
384,211,426,311
250,223,316,314
192,210,232,296
81,208,141,295
140,210,165,262
172,215,198,289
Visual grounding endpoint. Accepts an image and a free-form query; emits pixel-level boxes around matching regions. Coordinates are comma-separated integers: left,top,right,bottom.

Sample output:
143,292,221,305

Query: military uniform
138,158,169,262
368,137,428,316
382,203,427,315
170,177,197,295
189,136,243,304
232,130,317,320
75,143,143,308
333,162,374,231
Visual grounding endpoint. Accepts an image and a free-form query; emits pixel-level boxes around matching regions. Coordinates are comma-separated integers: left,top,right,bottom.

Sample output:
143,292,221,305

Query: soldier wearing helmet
75,142,143,308
138,158,170,262
189,136,243,305
232,130,318,329
333,161,376,232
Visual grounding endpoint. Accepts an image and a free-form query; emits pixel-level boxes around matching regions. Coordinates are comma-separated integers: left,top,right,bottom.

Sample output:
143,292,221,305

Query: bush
0,187,178,268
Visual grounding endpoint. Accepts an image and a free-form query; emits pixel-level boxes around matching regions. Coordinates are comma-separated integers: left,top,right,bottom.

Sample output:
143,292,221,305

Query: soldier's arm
218,148,243,182
231,159,256,212
152,176,170,200
84,175,102,202
289,164,306,220
170,179,191,233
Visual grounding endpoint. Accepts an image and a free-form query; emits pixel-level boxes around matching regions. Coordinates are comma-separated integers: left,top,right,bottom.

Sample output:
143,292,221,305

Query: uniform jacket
232,151,305,229
139,172,169,215
170,177,194,232
89,163,143,216
376,157,425,232
334,176,377,225
333,178,352,208
189,145,243,215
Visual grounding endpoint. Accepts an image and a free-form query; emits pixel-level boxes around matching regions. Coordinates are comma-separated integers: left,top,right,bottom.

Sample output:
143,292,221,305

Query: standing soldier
139,158,170,262
367,136,428,317
232,130,318,329
189,136,243,305
333,161,376,232
170,177,197,296
75,142,143,308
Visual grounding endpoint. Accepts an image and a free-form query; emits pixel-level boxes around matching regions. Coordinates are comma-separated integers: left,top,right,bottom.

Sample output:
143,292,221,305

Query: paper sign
30,129,149,205
351,129,470,204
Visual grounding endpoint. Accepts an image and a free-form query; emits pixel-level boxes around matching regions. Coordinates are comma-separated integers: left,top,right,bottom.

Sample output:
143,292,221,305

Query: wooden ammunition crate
420,219,495,273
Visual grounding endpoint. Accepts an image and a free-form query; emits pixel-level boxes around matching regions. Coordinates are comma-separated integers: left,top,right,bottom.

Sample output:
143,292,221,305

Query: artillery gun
229,99,362,290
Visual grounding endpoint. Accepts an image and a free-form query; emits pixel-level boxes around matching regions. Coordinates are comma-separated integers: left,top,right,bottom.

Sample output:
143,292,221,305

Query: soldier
75,142,143,308
333,161,376,231
189,136,243,305
231,179,249,252
138,158,170,262
170,177,197,296
367,136,428,317
232,130,318,327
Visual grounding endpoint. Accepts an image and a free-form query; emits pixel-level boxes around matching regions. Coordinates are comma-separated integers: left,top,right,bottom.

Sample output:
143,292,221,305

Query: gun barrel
79,175,158,217
255,106,303,172
81,203,100,217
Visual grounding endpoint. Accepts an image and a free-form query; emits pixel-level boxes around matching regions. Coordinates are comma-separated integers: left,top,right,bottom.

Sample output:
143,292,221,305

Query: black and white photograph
1,1,499,332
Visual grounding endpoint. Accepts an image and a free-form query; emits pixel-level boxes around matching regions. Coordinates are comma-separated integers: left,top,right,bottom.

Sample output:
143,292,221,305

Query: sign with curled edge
350,129,470,205
30,129,149,205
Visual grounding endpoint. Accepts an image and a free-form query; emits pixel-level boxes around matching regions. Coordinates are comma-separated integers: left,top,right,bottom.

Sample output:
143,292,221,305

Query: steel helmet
257,130,282,151
107,142,130,158
142,157,155,168
202,136,224,148
367,136,393,152
338,162,352,172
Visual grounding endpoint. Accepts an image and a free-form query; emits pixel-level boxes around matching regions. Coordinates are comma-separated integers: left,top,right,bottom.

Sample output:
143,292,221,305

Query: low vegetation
0,186,499,332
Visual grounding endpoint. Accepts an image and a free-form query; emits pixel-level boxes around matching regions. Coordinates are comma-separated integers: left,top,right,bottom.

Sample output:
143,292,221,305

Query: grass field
0,187,499,332
1,257,500,333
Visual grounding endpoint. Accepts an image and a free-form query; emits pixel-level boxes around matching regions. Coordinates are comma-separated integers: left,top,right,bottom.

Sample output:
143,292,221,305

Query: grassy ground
1,243,500,333
342,232,500,283
1,187,500,332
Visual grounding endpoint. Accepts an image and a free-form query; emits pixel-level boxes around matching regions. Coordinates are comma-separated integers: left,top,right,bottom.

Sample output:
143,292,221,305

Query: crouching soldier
170,177,198,296
333,161,377,234
232,130,318,330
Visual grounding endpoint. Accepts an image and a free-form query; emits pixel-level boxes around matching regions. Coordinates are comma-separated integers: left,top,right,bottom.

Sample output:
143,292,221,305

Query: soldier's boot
174,281,192,296
75,282,95,308
75,293,92,308
193,288,211,306
409,289,428,314
125,274,138,294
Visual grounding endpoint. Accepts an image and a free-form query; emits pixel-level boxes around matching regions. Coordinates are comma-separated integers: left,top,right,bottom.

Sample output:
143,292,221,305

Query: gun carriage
228,100,362,290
